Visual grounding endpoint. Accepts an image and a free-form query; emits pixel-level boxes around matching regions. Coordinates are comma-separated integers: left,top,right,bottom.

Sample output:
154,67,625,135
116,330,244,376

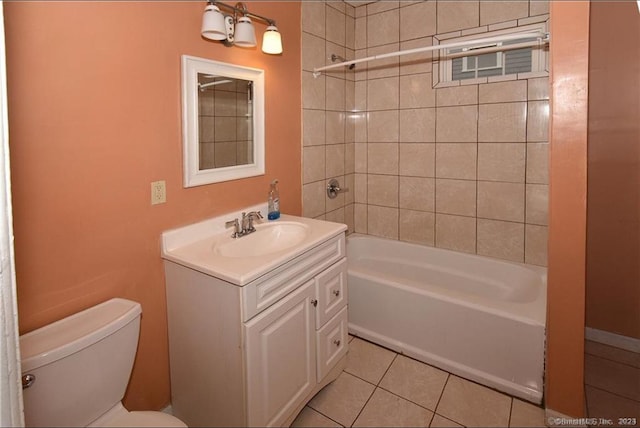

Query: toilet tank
20,298,142,427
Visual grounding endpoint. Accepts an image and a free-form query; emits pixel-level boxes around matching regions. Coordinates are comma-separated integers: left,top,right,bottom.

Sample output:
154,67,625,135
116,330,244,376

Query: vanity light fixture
201,1,283,55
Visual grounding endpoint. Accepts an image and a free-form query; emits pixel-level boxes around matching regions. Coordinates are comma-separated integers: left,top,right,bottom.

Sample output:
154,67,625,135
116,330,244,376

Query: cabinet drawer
316,306,348,381
315,258,347,328
242,234,345,322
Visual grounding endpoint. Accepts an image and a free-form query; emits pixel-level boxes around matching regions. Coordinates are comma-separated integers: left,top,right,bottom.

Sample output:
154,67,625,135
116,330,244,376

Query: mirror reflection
197,74,253,170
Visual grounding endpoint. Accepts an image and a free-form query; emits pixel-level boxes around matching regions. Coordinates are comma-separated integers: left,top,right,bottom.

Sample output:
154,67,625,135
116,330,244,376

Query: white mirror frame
181,55,265,187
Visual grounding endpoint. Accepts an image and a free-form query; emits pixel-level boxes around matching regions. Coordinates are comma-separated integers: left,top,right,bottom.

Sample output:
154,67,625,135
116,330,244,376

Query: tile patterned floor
292,336,546,427
584,340,640,424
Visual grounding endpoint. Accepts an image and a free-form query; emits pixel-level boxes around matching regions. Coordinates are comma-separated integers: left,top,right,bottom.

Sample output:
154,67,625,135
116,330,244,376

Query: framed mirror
181,55,265,187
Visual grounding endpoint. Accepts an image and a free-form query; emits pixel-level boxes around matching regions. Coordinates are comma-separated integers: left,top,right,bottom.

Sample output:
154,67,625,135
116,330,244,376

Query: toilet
19,298,187,427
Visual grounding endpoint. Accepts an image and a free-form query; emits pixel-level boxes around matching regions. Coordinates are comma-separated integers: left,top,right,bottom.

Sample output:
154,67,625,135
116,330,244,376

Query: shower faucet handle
327,178,349,199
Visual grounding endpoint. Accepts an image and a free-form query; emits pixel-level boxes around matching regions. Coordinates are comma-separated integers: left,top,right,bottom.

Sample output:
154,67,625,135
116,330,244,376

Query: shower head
331,54,355,70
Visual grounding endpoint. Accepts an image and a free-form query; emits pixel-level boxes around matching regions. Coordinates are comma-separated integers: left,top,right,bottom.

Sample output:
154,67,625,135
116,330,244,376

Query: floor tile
353,388,434,427
379,355,448,411
585,386,640,422
345,337,397,385
291,406,342,427
430,414,463,427
585,354,640,401
585,341,640,369
436,375,512,427
509,399,545,427
308,371,375,427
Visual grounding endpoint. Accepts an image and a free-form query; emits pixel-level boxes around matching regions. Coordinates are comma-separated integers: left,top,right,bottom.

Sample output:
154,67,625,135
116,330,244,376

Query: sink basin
213,221,311,258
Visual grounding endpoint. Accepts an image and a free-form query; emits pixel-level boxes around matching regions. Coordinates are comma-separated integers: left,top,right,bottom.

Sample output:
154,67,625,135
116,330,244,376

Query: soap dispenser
268,179,280,220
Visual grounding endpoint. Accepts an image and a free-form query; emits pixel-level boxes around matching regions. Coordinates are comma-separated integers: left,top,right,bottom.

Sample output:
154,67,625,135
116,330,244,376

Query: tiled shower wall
302,1,549,266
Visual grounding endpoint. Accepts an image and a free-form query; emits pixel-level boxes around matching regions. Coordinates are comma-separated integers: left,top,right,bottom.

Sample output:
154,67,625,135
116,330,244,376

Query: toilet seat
104,411,187,427
89,403,187,427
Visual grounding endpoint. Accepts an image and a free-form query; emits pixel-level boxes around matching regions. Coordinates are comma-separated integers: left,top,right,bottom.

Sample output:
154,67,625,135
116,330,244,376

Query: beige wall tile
344,203,355,234
436,106,478,142
302,72,326,110
435,214,476,254
368,142,398,174
477,181,525,222
477,143,526,182
344,173,355,204
199,116,215,142
399,37,433,75
527,77,549,101
436,85,478,107
368,205,399,239
436,178,476,217
527,100,549,142
400,1,436,41
354,111,367,143
327,77,346,111
526,183,548,225
199,142,215,169
478,80,527,104
326,144,346,178
477,219,525,262
368,1,399,16
303,109,325,146
325,207,345,226
355,17,367,50
436,143,477,180
355,203,367,233
400,143,435,177
355,81,367,111
302,1,325,38
214,90,236,116
480,1,529,26
303,181,326,218
302,32,326,72
326,4,346,46
399,108,436,143
368,174,399,207
529,0,549,16
368,77,399,110
526,142,549,184
199,90,214,116
437,1,479,33
327,41,346,81
326,111,345,145
525,224,548,266
367,9,399,48
478,102,527,142
303,145,326,184
345,143,355,174
368,110,399,142
399,210,435,245
346,15,355,50
400,73,436,108
399,176,435,211
355,143,367,173
355,173,367,203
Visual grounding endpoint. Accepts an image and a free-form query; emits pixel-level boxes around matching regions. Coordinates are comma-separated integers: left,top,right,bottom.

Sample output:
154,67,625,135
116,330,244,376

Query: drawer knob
332,289,340,297
311,299,318,307
333,339,341,347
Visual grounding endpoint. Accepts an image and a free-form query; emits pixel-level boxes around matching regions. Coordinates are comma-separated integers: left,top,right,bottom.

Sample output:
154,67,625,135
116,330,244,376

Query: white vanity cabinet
163,216,348,428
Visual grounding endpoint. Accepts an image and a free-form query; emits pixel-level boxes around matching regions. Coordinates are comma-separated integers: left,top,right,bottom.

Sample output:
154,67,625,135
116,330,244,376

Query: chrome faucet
225,211,264,238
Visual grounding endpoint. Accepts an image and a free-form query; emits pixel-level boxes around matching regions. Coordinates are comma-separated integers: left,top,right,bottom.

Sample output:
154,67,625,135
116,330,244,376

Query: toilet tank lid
20,298,142,372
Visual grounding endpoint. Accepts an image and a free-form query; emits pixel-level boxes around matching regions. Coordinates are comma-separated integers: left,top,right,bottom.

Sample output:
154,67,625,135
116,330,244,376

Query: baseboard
585,327,640,353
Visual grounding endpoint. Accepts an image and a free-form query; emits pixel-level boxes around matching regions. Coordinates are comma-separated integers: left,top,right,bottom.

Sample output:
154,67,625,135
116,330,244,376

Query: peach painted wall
4,1,301,410
545,1,589,417
586,1,640,340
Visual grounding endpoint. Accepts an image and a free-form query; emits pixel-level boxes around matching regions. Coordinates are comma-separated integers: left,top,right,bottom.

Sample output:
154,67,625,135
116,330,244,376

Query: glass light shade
234,17,256,48
262,26,283,54
201,5,227,41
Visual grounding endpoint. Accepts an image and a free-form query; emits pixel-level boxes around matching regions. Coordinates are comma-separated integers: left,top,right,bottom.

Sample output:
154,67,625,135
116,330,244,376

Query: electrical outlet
151,180,166,205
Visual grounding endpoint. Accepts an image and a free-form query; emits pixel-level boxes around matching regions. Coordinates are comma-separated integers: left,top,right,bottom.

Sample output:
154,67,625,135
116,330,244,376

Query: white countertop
161,204,347,286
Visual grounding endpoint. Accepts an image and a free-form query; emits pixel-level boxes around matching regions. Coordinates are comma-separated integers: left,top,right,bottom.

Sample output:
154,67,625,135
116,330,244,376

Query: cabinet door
245,280,317,427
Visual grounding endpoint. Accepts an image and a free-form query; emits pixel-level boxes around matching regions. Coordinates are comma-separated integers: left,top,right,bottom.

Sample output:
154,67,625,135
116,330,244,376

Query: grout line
585,384,640,404
585,348,640,371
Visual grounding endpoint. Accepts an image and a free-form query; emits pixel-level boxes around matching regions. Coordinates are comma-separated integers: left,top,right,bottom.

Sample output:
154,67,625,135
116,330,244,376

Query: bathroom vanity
161,205,348,427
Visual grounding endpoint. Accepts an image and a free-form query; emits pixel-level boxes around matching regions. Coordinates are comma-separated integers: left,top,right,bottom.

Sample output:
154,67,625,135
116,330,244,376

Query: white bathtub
347,234,547,404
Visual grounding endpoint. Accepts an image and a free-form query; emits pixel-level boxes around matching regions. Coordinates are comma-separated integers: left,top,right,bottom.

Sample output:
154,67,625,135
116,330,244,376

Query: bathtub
347,234,547,404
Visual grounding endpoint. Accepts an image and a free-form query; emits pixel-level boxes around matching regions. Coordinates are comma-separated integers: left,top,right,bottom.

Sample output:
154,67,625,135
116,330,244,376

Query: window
436,23,548,85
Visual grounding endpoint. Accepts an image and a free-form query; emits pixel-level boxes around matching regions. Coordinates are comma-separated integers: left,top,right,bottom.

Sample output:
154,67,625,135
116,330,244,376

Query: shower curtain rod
312,31,549,77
